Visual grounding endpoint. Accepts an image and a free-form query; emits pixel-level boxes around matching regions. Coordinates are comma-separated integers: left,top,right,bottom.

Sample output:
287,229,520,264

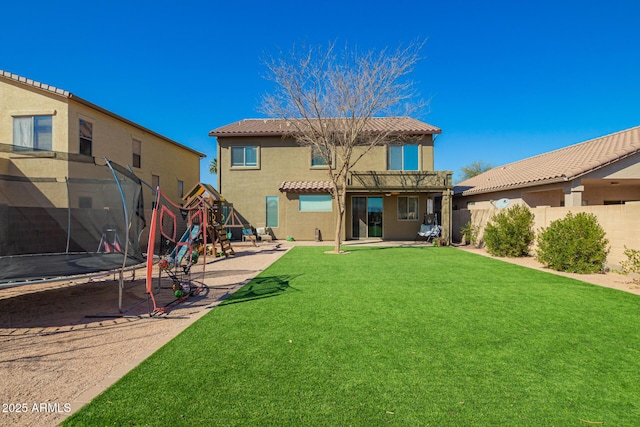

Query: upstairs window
132,139,141,168
231,146,258,167
79,119,93,156
13,115,53,151
311,146,331,167
388,144,419,171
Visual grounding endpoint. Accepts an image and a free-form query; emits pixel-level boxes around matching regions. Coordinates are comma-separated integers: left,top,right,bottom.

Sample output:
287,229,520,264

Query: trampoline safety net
0,158,146,285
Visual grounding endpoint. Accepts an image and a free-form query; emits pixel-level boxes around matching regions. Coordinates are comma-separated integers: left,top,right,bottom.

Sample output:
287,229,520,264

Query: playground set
0,156,254,316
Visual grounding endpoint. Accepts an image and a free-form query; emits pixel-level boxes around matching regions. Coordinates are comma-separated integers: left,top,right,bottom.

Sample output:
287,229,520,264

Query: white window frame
388,144,419,171
231,146,259,168
12,115,53,151
398,196,419,221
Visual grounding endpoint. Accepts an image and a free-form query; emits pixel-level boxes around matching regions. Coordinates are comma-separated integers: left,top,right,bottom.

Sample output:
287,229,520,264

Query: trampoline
0,156,146,301
0,252,143,288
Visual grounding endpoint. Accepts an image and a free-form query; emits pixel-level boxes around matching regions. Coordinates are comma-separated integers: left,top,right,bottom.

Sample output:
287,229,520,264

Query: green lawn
64,246,640,426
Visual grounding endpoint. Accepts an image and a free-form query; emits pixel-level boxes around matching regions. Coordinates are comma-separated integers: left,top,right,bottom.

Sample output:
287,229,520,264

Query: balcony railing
348,170,452,192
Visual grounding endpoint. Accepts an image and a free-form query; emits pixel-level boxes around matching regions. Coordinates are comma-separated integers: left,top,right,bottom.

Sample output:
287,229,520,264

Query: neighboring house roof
456,126,640,196
0,69,205,158
209,117,442,137
279,181,335,193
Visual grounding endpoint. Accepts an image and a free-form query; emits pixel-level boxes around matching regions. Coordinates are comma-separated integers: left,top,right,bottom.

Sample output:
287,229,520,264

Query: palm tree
209,158,217,175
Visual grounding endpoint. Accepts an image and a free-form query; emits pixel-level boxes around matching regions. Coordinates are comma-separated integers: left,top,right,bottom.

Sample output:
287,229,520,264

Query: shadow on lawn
220,274,301,305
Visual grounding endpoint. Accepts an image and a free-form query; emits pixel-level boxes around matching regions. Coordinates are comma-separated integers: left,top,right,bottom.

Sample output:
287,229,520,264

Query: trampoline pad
0,253,144,287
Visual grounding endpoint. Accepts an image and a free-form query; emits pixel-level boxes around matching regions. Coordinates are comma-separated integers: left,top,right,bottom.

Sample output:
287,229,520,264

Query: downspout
216,139,222,192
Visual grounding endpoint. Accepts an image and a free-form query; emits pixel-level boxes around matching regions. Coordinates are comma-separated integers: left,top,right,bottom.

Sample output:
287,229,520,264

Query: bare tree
261,41,425,253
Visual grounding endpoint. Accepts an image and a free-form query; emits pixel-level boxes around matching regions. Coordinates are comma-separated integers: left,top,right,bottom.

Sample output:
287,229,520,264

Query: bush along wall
483,204,535,257
536,212,609,274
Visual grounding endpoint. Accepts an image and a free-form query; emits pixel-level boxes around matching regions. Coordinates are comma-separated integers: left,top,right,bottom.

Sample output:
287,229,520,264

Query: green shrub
536,212,609,273
460,221,479,246
483,204,535,257
620,246,640,284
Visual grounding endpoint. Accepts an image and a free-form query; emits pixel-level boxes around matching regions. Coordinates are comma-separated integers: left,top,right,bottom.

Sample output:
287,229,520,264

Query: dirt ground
0,243,290,427
1,242,638,427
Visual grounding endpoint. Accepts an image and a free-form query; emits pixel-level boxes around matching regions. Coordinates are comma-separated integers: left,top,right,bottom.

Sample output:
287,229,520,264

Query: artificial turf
64,246,640,426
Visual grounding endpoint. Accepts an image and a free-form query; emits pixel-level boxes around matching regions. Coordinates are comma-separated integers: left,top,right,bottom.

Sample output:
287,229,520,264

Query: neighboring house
0,69,205,208
0,69,205,256
452,126,640,267
454,126,640,209
209,117,453,242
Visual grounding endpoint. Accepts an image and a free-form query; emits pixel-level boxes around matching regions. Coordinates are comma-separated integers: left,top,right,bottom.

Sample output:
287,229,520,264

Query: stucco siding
216,130,446,242
0,80,69,153
220,136,334,236
282,193,336,241
68,101,201,206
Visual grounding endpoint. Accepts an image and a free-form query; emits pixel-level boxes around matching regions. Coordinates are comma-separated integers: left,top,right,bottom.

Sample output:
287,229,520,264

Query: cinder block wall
453,201,640,268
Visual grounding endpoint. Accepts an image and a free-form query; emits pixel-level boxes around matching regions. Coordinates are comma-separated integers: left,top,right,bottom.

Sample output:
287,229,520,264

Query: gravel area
0,243,289,427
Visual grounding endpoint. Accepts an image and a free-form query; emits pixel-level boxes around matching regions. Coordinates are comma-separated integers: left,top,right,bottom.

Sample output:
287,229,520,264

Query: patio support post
442,189,453,244
564,185,584,207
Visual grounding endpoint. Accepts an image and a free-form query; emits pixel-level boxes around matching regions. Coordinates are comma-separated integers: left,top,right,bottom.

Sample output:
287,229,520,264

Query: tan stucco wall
582,183,640,205
452,202,640,268
218,135,438,240
68,100,201,206
0,79,70,153
219,136,332,239
1,79,71,182
282,193,336,241
349,135,434,171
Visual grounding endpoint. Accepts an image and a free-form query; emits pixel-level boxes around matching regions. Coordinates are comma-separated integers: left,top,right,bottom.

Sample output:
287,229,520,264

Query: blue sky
2,0,638,183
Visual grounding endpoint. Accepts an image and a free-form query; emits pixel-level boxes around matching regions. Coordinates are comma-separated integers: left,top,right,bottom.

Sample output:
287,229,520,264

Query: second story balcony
348,170,452,192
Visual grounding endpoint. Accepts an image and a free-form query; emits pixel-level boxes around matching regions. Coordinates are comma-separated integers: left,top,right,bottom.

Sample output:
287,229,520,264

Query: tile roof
209,117,441,137
0,69,205,157
456,126,640,196
0,69,70,97
279,181,335,193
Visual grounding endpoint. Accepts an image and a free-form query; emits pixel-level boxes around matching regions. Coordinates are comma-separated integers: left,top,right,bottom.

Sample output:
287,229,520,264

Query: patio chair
256,226,273,242
242,227,257,246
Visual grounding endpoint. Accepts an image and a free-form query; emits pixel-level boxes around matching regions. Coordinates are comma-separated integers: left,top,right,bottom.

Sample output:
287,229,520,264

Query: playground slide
170,224,200,264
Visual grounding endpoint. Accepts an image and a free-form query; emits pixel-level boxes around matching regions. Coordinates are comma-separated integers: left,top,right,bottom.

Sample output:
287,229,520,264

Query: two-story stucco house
0,69,205,208
209,117,453,242
0,69,205,259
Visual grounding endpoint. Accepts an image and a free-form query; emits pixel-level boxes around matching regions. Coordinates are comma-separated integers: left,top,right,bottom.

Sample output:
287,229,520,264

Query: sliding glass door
351,197,383,239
